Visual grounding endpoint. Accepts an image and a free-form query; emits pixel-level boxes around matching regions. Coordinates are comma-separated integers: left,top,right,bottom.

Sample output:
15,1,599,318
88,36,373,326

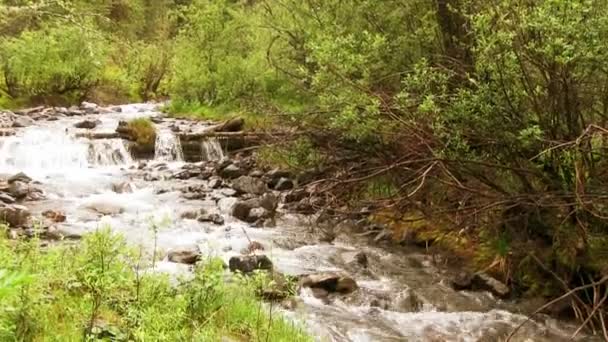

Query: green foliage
258,137,324,171
0,227,311,341
127,118,157,147
0,24,107,102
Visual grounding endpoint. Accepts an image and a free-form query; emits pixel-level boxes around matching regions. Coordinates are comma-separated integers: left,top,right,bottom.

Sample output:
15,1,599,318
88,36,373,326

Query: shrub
0,24,108,104
0,226,311,340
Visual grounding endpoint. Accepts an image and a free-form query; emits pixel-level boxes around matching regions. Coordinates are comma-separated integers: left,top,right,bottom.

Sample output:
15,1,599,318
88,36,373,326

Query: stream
0,104,592,341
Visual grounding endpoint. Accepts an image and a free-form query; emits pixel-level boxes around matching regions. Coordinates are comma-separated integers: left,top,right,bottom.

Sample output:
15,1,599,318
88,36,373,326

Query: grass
127,118,156,147
0,226,312,341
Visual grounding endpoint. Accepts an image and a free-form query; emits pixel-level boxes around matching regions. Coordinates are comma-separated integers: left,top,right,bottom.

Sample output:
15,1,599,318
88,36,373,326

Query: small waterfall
89,140,133,165
154,129,184,162
201,138,224,161
0,127,131,175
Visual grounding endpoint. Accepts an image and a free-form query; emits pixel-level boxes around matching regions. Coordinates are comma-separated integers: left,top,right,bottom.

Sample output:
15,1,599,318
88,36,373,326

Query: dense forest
2,0,608,340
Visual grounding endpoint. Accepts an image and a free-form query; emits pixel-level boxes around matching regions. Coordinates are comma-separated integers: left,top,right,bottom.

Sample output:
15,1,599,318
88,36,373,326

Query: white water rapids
0,104,593,341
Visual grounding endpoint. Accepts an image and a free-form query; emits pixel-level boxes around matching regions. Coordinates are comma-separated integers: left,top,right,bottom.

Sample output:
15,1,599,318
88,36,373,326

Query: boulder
74,119,99,129
12,115,35,128
219,164,244,179
80,101,99,113
274,177,294,191
0,204,30,227
8,181,32,199
8,172,32,184
231,176,267,195
167,245,201,265
231,196,277,223
228,255,273,273
298,272,358,295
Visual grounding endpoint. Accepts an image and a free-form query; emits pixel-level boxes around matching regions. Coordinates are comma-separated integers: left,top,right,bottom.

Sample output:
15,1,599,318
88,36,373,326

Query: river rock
0,204,31,227
167,245,201,265
249,170,264,178
111,181,135,194
8,172,32,184
85,201,125,215
242,241,265,254
219,164,244,179
231,176,267,195
42,210,66,223
0,192,15,204
273,177,294,191
228,255,273,273
451,271,510,298
0,111,14,128
285,189,309,203
12,115,35,128
74,119,99,129
208,177,222,189
341,251,369,268
81,101,99,114
197,212,225,225
8,181,32,200
298,272,358,295
231,195,277,223
474,273,510,298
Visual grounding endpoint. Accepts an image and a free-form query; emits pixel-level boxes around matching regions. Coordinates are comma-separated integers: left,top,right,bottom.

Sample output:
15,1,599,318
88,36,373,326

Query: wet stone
228,255,273,273
167,245,201,265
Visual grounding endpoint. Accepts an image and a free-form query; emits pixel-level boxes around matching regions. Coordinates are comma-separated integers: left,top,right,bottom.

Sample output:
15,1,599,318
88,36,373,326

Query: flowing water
155,128,184,162
201,137,224,161
0,104,593,342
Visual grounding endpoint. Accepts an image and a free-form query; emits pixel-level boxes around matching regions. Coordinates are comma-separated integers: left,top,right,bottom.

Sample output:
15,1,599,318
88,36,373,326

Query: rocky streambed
0,103,596,341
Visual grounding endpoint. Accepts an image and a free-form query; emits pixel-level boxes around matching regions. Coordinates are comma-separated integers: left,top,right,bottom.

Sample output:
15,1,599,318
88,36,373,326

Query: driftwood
75,132,121,139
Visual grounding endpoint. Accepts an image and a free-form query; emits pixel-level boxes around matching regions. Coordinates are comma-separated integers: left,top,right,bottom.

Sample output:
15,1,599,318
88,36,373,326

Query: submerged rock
228,255,273,273
85,201,125,215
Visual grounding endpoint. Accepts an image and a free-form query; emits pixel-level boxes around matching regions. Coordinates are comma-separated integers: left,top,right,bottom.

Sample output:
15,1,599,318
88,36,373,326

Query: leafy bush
0,226,311,341
0,24,108,103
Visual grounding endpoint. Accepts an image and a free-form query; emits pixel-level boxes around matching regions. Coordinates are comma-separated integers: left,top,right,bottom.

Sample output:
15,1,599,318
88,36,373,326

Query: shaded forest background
2,0,608,331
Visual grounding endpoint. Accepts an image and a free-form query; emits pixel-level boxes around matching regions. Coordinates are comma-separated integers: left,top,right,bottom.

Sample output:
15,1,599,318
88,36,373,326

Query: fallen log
178,131,300,141
75,132,121,139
